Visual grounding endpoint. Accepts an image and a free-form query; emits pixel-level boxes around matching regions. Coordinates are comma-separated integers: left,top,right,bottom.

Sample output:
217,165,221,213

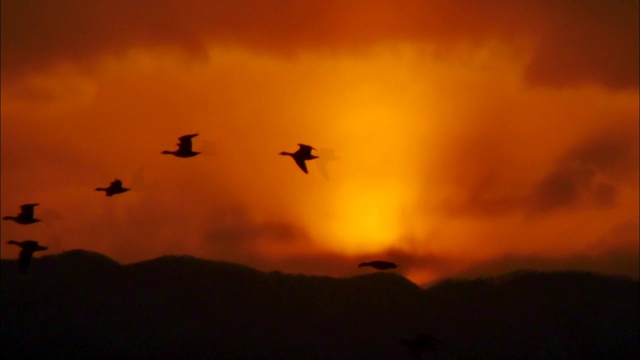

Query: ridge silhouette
2,203,42,224
400,334,441,359
2,250,637,359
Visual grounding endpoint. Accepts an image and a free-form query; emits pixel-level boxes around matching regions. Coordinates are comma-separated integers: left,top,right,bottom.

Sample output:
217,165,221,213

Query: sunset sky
2,0,638,285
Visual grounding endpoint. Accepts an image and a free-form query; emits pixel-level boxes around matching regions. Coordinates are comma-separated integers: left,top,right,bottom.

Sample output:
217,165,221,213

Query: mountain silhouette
2,250,638,359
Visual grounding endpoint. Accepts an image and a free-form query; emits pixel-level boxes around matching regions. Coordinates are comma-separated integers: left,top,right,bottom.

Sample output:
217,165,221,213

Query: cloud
203,206,312,261
2,0,638,88
445,124,639,217
524,0,639,89
529,127,639,213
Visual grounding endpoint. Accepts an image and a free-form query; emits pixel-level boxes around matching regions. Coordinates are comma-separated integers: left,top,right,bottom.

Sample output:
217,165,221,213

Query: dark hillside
2,251,638,359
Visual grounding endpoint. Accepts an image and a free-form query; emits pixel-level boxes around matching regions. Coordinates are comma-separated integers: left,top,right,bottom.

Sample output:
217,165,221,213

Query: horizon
4,245,637,359
3,247,638,288
2,1,639,285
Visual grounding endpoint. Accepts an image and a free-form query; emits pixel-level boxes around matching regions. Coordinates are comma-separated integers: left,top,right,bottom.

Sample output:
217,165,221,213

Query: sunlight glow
325,182,411,254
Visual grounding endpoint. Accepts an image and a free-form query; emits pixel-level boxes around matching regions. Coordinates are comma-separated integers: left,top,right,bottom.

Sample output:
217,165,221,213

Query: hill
2,250,638,359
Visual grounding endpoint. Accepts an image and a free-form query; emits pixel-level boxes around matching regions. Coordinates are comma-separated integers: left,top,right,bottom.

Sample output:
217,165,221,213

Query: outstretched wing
297,144,316,157
18,249,34,273
178,134,198,152
294,158,309,174
111,179,123,189
19,204,39,218
374,261,397,269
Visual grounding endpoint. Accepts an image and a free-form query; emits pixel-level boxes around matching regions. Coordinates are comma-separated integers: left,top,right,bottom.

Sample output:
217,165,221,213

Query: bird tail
358,262,370,267
95,187,107,191
2,216,15,220
7,240,20,245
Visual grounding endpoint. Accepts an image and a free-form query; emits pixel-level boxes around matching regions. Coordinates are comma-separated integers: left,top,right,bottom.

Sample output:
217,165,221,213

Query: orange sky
2,0,638,285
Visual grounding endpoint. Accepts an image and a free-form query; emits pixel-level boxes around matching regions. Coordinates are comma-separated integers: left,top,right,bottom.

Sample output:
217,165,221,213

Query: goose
279,144,318,174
7,240,48,273
358,261,397,270
3,203,41,224
162,133,200,158
96,179,130,197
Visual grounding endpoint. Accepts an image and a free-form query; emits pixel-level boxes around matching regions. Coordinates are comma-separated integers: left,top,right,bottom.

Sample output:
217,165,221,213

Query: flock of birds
3,133,438,357
3,133,398,273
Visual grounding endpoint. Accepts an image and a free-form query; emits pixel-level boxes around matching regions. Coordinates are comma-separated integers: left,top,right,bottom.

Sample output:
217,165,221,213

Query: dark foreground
2,250,638,359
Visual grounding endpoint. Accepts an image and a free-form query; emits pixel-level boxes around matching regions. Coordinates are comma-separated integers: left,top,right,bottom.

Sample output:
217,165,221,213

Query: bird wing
294,158,309,174
18,249,34,273
111,179,123,189
178,134,198,152
297,144,316,157
19,204,39,218
377,261,397,268
362,261,397,270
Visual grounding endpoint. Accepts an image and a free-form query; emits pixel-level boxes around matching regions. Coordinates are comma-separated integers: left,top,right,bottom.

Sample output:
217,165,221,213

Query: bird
400,334,441,359
358,261,398,270
95,179,131,196
279,144,318,174
7,240,48,273
162,133,200,158
3,203,42,224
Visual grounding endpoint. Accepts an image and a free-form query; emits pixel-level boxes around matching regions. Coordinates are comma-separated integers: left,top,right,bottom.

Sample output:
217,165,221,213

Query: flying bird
3,203,42,224
162,133,200,158
95,179,131,197
358,261,398,270
279,144,318,174
7,240,48,273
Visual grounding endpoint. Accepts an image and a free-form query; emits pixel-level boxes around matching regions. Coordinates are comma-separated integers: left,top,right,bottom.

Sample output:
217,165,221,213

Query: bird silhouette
7,240,48,273
95,179,131,197
400,334,441,359
358,261,397,270
3,203,42,224
280,144,318,174
162,133,200,158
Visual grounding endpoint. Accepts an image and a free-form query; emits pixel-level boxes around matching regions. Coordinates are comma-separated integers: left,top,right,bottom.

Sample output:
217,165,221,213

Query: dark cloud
530,127,639,213
592,220,639,252
447,124,638,217
2,0,637,88
524,0,639,89
531,163,604,212
202,206,312,263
